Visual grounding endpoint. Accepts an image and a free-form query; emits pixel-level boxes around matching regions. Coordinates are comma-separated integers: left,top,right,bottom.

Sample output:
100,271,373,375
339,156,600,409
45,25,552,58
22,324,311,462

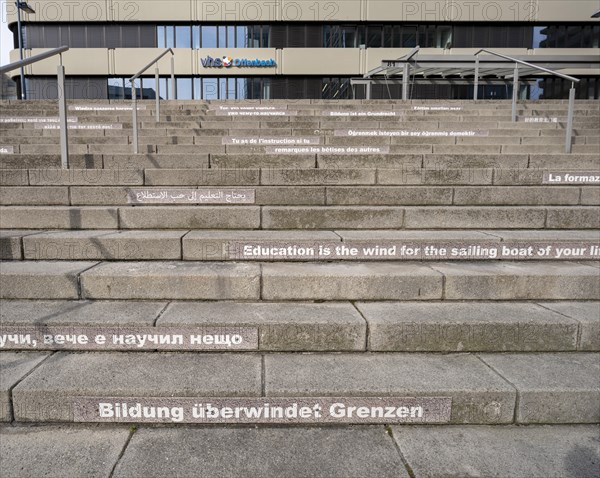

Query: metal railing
363,46,420,100
129,49,175,154
1,46,71,168
474,49,580,153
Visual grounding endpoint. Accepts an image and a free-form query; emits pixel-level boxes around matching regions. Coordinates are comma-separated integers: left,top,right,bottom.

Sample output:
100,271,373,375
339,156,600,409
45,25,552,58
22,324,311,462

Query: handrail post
474,55,480,101
57,62,69,168
402,63,410,101
565,82,576,153
155,66,160,123
132,81,138,154
511,63,519,122
171,56,175,100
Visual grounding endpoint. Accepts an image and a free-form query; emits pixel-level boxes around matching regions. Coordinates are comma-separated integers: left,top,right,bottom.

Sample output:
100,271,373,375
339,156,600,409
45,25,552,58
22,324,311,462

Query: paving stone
547,207,600,229
0,230,41,260
0,169,29,186
538,302,600,351
0,353,49,421
144,168,260,186
0,261,97,299
357,302,579,352
119,206,260,229
432,262,600,300
392,425,600,478
0,186,70,206
265,353,516,424
404,207,546,229
114,426,406,478
13,352,262,421
480,353,600,424
529,154,600,169
423,154,528,169
453,187,580,205
28,168,143,185
255,186,325,205
211,154,315,169
183,230,339,260
0,300,166,326
0,425,130,478
326,187,452,205
103,154,210,169
318,154,422,169
80,262,260,300
261,168,376,186
262,206,404,229
158,301,365,351
377,168,494,185
23,230,185,260
581,187,600,206
263,262,443,300
1,204,118,229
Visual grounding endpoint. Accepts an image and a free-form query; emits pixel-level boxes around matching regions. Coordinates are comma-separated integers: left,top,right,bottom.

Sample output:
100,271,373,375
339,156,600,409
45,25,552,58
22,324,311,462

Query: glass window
236,26,248,47
124,79,140,100
401,26,417,47
367,26,382,47
218,26,227,47
262,25,270,47
202,26,217,48
237,78,248,99
203,78,218,100
250,26,261,47
176,78,192,99
226,26,236,47
108,78,124,99
157,26,166,48
383,25,393,47
262,78,271,100
122,25,140,48
175,26,191,48
193,78,202,99
341,26,356,48
141,77,157,99
165,26,174,48
192,26,201,49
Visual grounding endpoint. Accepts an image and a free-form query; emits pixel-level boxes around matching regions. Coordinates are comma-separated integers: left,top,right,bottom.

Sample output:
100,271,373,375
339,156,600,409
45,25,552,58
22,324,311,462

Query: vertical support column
132,80,139,154
565,83,576,154
511,64,519,123
57,63,69,169
155,66,160,123
474,56,480,101
402,63,410,101
17,5,25,100
171,56,175,100
366,81,371,100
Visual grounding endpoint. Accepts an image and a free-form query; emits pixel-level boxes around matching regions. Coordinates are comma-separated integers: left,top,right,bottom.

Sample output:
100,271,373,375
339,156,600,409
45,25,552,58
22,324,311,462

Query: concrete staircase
1,99,599,477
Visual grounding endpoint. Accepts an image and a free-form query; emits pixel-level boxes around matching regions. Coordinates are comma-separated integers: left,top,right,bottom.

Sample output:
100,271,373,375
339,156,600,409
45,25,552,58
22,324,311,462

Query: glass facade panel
175,26,191,48
176,78,193,99
202,26,217,48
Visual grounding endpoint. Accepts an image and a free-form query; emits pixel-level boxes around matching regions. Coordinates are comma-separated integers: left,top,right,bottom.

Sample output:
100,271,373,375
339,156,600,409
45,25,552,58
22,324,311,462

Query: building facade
6,0,600,100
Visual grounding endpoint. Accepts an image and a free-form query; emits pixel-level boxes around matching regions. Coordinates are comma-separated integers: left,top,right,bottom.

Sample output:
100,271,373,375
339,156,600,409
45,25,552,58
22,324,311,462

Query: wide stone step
1,260,597,300
0,300,597,353
1,424,598,478
1,204,598,230
2,351,598,424
3,229,597,261
4,185,594,207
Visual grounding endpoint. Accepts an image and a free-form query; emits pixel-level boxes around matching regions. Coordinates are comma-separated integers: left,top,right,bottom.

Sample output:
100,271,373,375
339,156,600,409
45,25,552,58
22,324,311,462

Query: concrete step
3,185,594,207
1,260,597,300
0,300,597,353
0,424,598,478
1,351,597,424
1,205,598,230
3,229,597,262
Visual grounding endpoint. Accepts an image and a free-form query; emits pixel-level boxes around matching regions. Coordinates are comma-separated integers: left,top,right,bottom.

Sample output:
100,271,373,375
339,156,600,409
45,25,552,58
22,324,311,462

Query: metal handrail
474,49,579,153
0,45,69,74
475,49,580,83
0,45,70,167
129,48,174,81
128,49,175,153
